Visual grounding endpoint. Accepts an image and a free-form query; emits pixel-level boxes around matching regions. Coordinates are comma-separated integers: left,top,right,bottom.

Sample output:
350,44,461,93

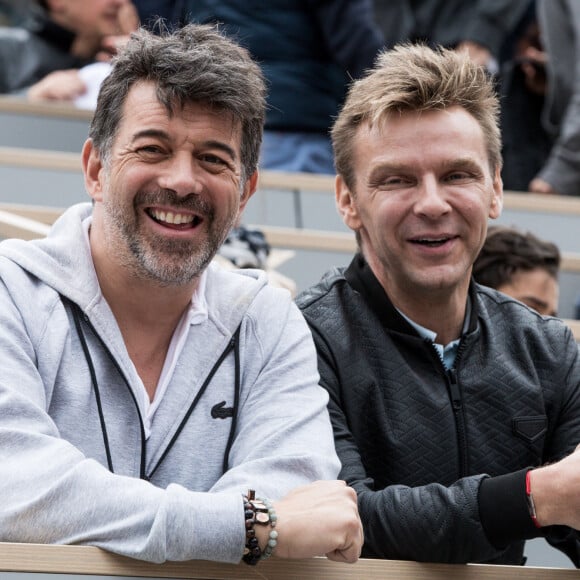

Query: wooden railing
3,146,580,216
0,542,577,579
2,199,580,273
0,95,94,121
1,202,579,341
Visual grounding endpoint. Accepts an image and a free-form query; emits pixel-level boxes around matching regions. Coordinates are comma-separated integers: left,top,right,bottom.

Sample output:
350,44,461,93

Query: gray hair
89,23,266,182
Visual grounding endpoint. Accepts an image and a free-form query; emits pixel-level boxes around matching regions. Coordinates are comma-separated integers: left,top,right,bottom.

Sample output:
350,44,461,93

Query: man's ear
336,175,362,231
82,139,105,203
489,165,504,220
239,170,259,214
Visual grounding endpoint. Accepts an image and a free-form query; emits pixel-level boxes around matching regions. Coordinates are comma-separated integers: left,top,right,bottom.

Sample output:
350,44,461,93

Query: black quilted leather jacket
297,254,580,566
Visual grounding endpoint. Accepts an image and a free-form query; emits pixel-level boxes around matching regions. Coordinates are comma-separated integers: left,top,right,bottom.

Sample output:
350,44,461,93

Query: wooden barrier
3,147,580,216
0,146,81,172
0,542,577,579
0,95,93,121
0,203,579,341
2,201,580,273
0,102,91,153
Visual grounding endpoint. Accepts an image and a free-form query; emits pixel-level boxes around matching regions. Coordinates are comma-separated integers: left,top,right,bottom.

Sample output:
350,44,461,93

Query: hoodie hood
0,202,269,334
0,203,99,308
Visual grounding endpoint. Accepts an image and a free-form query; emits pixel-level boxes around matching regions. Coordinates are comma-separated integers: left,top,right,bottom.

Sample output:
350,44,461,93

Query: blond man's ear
336,175,362,232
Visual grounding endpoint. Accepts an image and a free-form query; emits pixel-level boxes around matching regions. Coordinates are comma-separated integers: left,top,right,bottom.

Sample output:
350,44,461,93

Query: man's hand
262,480,363,563
27,70,87,102
529,177,559,195
456,41,493,69
530,444,580,528
97,2,139,61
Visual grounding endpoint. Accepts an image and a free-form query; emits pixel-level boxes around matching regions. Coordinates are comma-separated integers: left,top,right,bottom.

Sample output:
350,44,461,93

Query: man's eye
138,145,163,154
201,154,226,165
373,177,411,189
446,172,475,182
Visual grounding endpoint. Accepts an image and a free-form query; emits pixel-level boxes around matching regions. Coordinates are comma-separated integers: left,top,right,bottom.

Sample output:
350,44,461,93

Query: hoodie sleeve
0,273,246,564
208,287,341,497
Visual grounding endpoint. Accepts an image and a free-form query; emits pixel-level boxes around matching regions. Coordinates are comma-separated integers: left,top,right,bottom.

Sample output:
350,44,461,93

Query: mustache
135,190,213,215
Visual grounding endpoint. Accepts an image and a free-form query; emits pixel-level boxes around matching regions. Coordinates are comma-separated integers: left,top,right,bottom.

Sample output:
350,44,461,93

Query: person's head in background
36,0,133,58
472,225,560,316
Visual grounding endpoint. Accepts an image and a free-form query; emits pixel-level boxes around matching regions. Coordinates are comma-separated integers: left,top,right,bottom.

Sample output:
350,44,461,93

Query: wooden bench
0,542,577,579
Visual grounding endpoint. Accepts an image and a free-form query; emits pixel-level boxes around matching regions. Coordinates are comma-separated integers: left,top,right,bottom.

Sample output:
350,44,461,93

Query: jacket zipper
447,367,469,477
429,339,469,478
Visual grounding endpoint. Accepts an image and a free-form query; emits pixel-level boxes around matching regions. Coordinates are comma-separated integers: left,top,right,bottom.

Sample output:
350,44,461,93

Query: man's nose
158,154,203,197
414,177,451,218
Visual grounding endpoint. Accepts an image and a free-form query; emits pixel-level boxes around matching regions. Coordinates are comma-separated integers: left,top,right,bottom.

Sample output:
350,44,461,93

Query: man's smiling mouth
146,208,202,228
411,236,455,247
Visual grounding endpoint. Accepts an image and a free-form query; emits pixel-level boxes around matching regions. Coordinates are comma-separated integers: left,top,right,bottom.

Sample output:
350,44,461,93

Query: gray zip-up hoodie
0,203,339,563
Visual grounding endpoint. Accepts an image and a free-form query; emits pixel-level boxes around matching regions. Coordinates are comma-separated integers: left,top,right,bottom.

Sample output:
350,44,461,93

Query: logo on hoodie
211,401,234,419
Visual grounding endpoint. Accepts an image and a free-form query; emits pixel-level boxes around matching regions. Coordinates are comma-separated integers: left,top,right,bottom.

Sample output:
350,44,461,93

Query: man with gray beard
0,23,362,566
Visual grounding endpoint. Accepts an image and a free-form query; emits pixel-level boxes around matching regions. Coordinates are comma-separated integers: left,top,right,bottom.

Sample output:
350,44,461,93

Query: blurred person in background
0,0,137,102
527,0,580,196
182,0,384,174
372,0,531,74
498,2,551,194
473,225,560,317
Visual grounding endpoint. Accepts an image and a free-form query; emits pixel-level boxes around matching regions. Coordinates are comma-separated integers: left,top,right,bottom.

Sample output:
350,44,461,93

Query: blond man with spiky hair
298,43,580,567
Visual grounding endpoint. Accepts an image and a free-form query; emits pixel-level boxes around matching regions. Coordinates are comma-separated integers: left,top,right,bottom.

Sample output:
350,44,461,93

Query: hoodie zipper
67,298,241,481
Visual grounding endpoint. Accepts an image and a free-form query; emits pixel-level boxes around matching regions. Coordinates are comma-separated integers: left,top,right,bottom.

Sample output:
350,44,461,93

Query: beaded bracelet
241,489,278,565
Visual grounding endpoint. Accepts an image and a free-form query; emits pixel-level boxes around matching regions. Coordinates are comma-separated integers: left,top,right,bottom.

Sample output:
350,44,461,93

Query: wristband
525,469,542,529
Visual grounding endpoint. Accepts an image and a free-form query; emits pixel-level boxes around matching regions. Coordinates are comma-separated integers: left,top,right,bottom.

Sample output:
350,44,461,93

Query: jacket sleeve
536,0,580,196
308,0,384,79
461,0,531,58
310,325,505,563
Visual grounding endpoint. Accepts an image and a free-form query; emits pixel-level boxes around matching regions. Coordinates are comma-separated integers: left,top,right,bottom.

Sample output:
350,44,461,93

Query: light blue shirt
397,310,462,371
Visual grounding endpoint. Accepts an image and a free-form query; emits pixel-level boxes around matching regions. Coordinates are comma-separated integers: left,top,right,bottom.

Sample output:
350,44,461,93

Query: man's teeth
417,238,448,245
150,209,195,225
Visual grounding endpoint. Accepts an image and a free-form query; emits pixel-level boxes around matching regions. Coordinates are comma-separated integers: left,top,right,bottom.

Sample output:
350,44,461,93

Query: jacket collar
344,253,479,337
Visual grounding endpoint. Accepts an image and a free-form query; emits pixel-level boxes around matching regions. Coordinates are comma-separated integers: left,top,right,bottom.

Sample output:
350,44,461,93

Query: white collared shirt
82,216,208,437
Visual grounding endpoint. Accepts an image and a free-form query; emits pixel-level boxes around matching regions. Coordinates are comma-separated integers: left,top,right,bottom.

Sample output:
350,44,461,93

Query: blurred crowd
0,0,578,196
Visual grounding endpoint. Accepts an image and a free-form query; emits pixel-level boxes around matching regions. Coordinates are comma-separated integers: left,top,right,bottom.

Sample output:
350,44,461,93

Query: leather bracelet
525,469,542,529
